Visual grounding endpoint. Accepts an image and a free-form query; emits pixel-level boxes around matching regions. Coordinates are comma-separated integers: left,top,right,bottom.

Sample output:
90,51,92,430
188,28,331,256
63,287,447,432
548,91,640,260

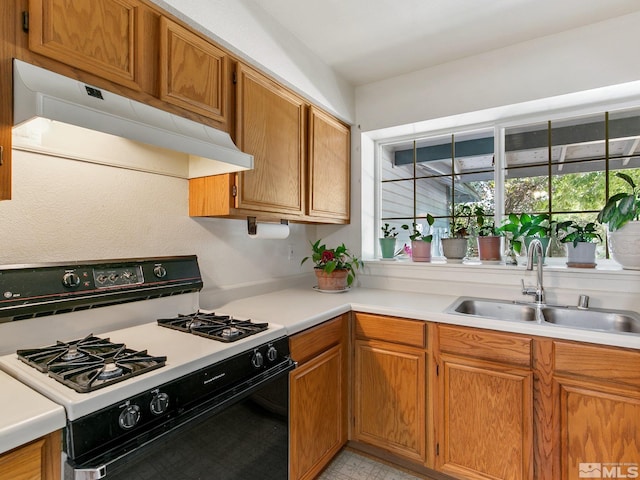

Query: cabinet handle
0,145,3,166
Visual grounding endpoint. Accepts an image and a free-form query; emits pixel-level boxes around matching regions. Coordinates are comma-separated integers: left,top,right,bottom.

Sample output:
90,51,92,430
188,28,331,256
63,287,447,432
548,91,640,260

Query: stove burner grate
157,312,268,342
17,335,167,393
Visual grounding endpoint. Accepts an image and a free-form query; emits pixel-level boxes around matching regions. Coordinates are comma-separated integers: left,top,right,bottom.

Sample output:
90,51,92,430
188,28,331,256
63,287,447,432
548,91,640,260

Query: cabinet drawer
554,340,640,389
354,313,425,348
290,315,346,365
438,325,532,368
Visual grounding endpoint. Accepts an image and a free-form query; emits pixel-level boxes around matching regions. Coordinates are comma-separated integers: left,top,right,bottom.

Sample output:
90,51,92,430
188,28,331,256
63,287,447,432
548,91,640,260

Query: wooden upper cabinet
27,0,144,91
307,106,350,222
235,63,306,216
159,17,229,127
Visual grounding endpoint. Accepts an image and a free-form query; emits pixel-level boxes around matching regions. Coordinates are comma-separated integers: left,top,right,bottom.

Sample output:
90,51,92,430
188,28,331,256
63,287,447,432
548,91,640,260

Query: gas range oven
0,256,295,480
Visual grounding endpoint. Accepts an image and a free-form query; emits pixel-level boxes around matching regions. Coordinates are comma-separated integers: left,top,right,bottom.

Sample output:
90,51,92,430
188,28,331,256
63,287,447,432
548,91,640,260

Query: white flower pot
441,237,468,261
608,221,640,270
566,242,596,268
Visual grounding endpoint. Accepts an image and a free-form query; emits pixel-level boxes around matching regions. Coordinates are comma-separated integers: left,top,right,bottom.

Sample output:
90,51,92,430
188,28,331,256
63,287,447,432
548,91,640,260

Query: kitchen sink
446,297,640,335
448,298,540,322
541,307,640,334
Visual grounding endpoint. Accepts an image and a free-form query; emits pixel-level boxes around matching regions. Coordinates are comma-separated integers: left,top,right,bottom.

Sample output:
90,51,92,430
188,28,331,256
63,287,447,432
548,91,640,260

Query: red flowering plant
301,239,363,286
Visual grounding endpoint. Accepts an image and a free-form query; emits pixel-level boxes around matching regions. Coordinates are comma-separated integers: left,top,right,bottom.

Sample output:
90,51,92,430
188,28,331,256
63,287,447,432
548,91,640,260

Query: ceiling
245,0,640,86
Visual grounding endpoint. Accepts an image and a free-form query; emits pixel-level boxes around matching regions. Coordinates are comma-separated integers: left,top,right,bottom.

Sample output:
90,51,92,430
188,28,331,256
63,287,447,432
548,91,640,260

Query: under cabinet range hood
12,59,253,178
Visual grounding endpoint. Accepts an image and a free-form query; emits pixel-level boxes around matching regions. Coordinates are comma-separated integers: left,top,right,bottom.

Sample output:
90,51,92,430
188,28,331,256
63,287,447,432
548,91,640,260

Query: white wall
0,149,316,306
356,11,640,132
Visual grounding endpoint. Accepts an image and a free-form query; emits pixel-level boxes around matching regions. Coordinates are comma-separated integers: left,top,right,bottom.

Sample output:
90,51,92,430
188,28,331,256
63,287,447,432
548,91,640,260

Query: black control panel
0,256,203,322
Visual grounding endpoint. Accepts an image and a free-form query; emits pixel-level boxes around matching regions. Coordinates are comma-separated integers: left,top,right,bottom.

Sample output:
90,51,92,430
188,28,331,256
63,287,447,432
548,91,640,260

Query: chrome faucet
521,238,545,305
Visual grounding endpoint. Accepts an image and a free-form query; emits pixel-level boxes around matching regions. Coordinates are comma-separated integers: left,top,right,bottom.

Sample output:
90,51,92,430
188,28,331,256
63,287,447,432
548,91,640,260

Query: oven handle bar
65,357,296,480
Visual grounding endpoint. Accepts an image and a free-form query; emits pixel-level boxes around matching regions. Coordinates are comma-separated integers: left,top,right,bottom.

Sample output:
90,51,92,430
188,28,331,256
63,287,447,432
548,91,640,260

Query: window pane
504,173,549,214
416,177,450,218
609,107,640,196
550,160,606,212
381,179,415,219
381,141,414,182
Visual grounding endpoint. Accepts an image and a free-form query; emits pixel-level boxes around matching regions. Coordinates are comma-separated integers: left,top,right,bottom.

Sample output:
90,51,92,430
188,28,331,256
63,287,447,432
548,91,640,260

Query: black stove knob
150,392,170,415
118,404,141,430
267,345,278,362
62,272,81,288
251,350,264,369
153,265,167,278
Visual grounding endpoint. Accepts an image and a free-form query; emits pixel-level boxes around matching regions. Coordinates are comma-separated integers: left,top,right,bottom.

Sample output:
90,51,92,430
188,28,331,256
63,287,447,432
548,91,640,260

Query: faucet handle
521,279,536,296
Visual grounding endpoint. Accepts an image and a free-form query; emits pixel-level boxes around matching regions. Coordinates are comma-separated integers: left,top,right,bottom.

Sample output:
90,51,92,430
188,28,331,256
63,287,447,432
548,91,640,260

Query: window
377,106,640,259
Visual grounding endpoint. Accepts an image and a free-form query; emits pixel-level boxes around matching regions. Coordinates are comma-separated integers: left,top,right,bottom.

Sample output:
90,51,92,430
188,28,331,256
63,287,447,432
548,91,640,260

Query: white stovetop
0,320,286,421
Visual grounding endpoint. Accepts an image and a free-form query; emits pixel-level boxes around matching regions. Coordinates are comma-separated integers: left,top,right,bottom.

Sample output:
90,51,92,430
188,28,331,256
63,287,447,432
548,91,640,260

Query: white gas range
0,256,294,480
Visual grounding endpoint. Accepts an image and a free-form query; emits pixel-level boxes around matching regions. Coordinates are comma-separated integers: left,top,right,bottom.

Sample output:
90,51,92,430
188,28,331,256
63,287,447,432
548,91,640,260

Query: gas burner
157,311,268,342
17,336,167,393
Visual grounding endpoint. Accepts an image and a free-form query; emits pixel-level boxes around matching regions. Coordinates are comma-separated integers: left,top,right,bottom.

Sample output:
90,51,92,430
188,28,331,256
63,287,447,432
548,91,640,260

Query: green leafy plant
499,213,569,254
559,221,602,247
301,240,363,286
597,172,640,231
402,214,435,242
449,204,475,238
381,223,398,238
475,206,501,237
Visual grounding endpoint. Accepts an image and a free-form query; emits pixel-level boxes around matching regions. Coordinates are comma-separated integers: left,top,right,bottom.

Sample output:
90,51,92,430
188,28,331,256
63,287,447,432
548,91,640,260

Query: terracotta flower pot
411,240,432,262
314,268,349,290
477,236,502,262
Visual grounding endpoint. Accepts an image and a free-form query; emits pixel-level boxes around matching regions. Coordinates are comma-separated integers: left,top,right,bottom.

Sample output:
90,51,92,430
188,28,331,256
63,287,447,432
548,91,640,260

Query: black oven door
66,363,293,480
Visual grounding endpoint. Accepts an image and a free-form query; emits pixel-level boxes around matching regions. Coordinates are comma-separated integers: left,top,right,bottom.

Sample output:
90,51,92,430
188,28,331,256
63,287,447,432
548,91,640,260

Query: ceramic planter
566,242,596,268
411,240,432,262
608,221,640,270
379,237,396,259
441,237,468,262
477,236,502,262
314,268,349,290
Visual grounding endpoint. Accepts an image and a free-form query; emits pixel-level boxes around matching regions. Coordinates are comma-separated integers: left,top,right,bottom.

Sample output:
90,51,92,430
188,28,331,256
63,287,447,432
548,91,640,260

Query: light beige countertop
0,370,65,454
215,286,640,350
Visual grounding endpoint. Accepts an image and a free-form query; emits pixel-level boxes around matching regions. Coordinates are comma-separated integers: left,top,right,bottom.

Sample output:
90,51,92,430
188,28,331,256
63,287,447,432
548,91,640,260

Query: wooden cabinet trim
438,324,532,368
0,430,61,480
354,312,425,348
290,315,346,365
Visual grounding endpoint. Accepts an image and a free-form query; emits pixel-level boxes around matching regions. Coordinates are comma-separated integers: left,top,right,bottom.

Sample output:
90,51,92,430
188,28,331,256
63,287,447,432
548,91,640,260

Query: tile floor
318,449,425,480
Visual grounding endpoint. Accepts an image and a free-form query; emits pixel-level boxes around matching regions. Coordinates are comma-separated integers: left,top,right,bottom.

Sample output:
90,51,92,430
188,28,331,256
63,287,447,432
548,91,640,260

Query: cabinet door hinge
231,185,237,197
436,443,440,456
22,11,29,32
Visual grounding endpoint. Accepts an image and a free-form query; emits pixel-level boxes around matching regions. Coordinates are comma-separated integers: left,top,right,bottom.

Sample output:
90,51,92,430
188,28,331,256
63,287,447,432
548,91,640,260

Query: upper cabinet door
235,63,305,216
27,0,143,90
308,106,350,222
159,17,229,127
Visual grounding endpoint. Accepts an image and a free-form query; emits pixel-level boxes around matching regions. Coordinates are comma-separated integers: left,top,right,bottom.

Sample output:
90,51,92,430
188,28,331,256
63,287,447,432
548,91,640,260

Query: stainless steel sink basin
447,297,539,322
446,297,640,335
541,307,640,334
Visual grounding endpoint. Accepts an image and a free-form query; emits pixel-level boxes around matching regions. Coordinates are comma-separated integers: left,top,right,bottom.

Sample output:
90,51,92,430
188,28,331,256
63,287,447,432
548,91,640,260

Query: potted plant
379,223,398,259
597,172,640,269
402,214,434,262
441,204,473,262
500,213,569,263
560,221,602,268
475,208,502,262
301,239,363,291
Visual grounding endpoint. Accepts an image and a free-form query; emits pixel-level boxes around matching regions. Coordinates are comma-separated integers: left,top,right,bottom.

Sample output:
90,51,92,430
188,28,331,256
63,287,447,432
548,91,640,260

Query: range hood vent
13,59,253,177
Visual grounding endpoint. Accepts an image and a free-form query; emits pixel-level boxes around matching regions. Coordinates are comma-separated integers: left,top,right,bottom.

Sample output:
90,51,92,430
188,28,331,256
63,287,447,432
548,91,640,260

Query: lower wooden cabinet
0,430,61,480
289,315,348,480
436,326,534,480
352,313,427,464
553,341,640,480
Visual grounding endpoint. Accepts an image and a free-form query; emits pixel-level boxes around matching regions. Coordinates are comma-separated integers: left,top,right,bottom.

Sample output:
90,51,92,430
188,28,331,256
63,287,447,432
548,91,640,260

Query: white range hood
12,59,253,178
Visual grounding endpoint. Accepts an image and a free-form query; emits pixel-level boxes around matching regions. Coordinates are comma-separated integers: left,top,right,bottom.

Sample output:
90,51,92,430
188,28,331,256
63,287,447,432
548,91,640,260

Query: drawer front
438,325,532,368
290,315,346,364
354,312,425,348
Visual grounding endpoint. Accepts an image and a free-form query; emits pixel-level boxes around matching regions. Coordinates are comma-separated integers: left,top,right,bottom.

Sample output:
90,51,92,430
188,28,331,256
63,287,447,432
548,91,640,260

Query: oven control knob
118,404,141,430
150,392,170,415
266,345,278,362
251,350,264,369
62,272,81,288
153,265,167,278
